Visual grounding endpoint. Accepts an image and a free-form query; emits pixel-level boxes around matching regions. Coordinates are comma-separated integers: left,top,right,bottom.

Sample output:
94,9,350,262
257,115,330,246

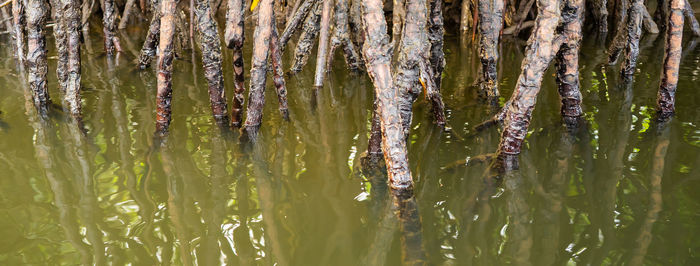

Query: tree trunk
270,16,290,120
280,0,317,51
555,0,583,119
392,0,405,46
63,0,82,117
244,0,273,131
361,0,414,189
477,0,504,102
428,0,445,90
26,0,50,114
607,0,629,64
621,0,643,79
683,0,700,36
12,0,26,63
119,0,138,29
225,0,246,127
593,0,608,32
656,0,684,117
497,0,562,155
138,0,161,69
103,0,122,54
195,0,229,124
51,0,68,92
313,0,334,88
290,1,322,73
156,0,178,133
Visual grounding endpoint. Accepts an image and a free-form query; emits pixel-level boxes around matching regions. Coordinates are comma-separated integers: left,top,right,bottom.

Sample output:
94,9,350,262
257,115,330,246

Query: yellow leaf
250,0,260,11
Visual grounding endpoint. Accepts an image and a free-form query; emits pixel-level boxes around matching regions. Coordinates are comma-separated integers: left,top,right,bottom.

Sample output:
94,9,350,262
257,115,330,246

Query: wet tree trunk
607,0,630,64
497,0,562,155
555,0,583,119
656,0,684,117
394,0,429,139
156,0,178,133
477,0,504,102
280,0,316,51
195,0,229,124
244,0,273,132
225,0,245,127
63,0,82,117
592,0,608,32
313,0,334,88
51,0,68,92
103,0,122,54
26,0,50,113
683,0,700,36
119,0,138,29
290,1,321,73
270,16,290,120
138,0,161,69
327,0,362,71
621,0,643,79
12,0,26,63
361,0,414,189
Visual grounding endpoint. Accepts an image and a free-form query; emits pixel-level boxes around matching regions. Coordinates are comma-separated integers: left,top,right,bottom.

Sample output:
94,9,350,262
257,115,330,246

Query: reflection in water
1,26,700,265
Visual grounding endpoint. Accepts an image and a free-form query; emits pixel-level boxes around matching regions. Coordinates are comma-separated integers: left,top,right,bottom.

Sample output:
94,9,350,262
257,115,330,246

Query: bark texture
621,0,644,79
361,0,414,189
102,0,122,54
225,0,246,127
156,0,178,133
51,0,68,93
607,0,630,64
428,0,445,90
313,0,334,87
26,0,50,113
657,0,684,117
62,0,83,116
683,0,700,36
555,0,583,118
498,0,562,155
592,0,608,32
12,0,26,63
290,1,322,73
244,0,273,130
138,0,161,69
477,0,504,102
195,0,229,124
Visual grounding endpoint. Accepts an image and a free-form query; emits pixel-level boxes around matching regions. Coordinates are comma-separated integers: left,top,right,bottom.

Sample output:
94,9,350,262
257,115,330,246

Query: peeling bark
62,0,82,116
103,0,122,54
498,0,562,155
555,0,583,118
361,0,414,189
683,0,700,36
26,0,50,114
195,0,229,124
12,0,26,63
607,0,629,64
225,0,246,127
138,0,161,69
477,0,504,102
290,1,322,73
244,0,273,130
156,0,179,134
313,0,334,88
280,0,316,51
621,0,643,79
657,0,684,117
270,16,290,120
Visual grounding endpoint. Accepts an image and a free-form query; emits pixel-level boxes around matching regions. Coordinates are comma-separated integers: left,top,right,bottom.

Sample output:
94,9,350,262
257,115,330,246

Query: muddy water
1,25,699,265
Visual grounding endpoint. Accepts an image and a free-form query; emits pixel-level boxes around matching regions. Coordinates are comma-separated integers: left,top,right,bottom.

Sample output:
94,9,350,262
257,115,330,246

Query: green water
1,26,699,265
